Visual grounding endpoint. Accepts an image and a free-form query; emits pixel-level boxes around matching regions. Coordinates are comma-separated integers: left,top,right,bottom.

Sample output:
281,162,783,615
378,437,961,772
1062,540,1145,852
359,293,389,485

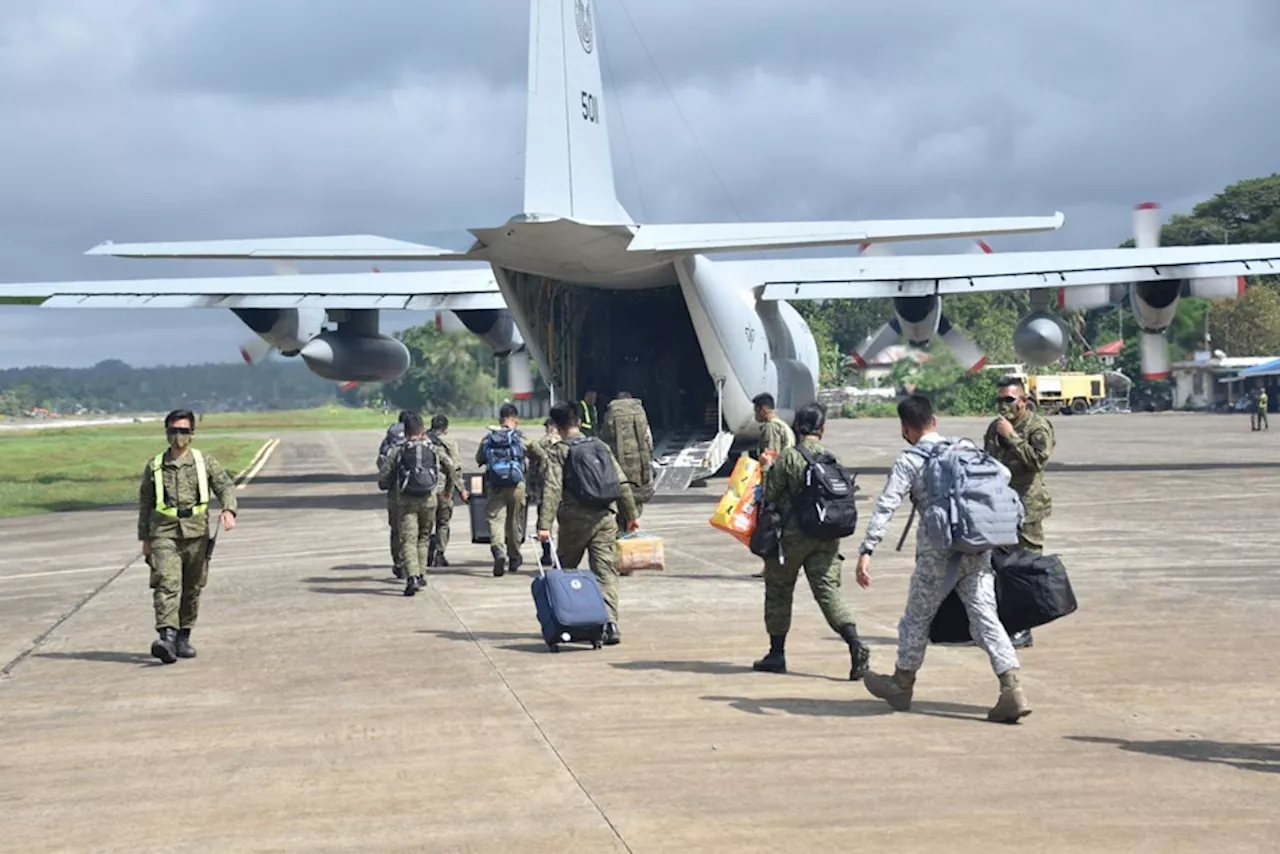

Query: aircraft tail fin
522,0,630,224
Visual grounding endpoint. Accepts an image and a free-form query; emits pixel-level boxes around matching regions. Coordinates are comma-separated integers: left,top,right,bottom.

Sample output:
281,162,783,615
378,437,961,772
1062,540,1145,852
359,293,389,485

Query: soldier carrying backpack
378,413,455,597
751,402,871,682
536,401,639,646
475,403,528,577
854,394,1032,724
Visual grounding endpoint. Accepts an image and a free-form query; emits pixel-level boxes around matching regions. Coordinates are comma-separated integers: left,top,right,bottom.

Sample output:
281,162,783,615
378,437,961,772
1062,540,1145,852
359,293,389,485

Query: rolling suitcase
530,543,608,652
467,473,491,544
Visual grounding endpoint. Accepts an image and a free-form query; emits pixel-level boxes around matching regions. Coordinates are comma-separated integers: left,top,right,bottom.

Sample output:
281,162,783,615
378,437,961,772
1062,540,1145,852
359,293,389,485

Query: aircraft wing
0,268,507,311
750,244,1280,301
626,213,1065,254
83,234,481,261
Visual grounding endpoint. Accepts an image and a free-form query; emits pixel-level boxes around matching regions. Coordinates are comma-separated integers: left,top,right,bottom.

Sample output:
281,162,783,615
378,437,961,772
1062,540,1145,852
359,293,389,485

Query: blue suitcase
531,544,608,652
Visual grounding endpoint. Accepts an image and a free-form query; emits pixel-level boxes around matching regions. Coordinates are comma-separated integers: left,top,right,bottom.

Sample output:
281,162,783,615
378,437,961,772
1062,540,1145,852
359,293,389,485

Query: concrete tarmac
1,413,1278,852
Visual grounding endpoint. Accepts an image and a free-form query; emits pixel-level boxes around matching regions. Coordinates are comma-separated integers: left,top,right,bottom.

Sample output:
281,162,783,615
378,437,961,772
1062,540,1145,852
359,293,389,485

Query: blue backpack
907,438,1024,554
484,427,526,488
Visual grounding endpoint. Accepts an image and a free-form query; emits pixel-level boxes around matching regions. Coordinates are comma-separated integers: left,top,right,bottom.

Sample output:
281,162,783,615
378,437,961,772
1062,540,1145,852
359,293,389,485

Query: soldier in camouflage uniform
427,414,468,567
379,413,456,597
537,401,640,645
751,392,796,579
984,377,1054,648
476,403,527,577
855,394,1031,724
525,418,561,566
377,411,413,579
752,403,870,681
599,392,655,532
138,409,239,664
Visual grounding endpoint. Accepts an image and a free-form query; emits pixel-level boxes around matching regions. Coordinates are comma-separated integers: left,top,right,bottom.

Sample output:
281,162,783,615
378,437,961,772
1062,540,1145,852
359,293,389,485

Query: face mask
997,396,1020,418
168,432,192,450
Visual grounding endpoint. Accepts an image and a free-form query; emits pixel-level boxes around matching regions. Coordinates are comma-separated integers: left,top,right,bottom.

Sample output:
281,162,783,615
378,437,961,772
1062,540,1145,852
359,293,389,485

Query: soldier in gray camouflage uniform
752,402,870,681
854,394,1031,724
984,376,1055,648
537,401,639,645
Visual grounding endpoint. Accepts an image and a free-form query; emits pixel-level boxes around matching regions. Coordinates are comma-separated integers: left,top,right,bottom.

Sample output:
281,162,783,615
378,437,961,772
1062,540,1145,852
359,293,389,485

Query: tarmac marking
236,438,281,489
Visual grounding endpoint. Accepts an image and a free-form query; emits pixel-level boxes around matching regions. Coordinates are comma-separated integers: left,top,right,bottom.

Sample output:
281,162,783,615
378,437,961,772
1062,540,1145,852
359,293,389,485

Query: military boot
426,536,439,569
752,635,787,673
175,629,197,659
603,622,620,645
491,547,506,577
436,552,450,568
150,628,178,664
987,668,1032,723
864,668,915,711
838,623,871,681
508,553,523,573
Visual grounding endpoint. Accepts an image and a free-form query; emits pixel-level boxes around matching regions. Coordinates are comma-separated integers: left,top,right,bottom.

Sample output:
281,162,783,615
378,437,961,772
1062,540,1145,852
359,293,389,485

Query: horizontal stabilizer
85,235,477,261
627,213,1065,255
0,269,507,311
751,244,1280,301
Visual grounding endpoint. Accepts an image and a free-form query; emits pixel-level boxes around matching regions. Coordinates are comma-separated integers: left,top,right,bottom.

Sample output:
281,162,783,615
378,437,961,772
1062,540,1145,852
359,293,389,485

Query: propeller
1131,203,1175,380
850,240,990,372
238,262,301,366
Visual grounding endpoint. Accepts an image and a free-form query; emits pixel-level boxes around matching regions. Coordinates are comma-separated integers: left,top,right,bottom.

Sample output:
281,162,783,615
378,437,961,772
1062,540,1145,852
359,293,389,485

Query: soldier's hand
855,553,872,588
626,519,641,533
220,510,237,532
461,491,471,502
995,416,1014,438
537,529,551,542
141,540,151,558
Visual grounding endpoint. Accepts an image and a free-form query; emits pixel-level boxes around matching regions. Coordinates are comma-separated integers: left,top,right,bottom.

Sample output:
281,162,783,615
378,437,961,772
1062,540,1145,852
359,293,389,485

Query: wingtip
83,240,116,256
1052,211,1066,228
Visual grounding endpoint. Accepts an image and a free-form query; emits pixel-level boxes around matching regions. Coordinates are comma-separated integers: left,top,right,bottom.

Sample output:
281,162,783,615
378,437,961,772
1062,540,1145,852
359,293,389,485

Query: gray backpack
908,438,1024,554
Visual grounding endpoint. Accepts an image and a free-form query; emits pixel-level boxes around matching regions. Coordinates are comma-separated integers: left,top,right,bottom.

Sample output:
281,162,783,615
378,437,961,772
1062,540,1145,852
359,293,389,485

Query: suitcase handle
532,534,562,577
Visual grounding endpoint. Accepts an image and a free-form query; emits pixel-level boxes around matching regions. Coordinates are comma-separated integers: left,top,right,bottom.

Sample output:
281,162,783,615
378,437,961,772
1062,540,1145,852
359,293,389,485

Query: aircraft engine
1013,310,1071,366
299,332,410,383
446,308,534,400
892,296,942,346
232,307,326,363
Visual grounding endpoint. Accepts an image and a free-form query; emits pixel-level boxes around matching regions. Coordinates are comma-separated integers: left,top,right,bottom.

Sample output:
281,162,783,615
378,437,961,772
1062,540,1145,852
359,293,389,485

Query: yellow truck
1024,373,1106,415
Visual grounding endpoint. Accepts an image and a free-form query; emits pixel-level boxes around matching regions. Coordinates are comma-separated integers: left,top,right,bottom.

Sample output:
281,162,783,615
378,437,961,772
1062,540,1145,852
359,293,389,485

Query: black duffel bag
928,551,1078,644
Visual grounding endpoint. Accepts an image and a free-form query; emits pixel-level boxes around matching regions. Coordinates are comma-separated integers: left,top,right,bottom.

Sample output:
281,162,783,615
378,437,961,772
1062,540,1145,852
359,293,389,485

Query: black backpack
563,436,623,510
398,440,439,497
793,445,858,540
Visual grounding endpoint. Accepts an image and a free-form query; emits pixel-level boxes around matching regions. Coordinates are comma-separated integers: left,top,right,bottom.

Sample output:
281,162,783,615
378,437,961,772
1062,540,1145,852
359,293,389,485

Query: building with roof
1171,351,1275,410
1084,340,1124,365
1219,356,1280,411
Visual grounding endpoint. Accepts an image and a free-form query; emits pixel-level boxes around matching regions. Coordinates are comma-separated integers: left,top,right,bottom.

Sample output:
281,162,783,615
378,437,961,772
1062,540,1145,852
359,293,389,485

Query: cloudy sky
1,0,1277,368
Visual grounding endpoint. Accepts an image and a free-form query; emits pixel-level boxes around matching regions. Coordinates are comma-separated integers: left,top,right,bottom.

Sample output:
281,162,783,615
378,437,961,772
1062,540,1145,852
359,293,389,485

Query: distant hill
0,358,340,416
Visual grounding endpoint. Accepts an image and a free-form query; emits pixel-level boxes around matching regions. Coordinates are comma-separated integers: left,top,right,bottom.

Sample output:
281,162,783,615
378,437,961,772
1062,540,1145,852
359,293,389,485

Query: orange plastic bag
709,454,762,547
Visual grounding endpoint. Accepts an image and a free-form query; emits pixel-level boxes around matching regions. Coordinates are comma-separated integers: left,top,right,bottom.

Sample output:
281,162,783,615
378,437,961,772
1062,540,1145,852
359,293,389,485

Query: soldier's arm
982,420,1000,454
475,437,487,467
537,454,564,532
613,454,639,522
138,460,155,542
439,447,457,491
447,443,465,494
1000,424,1052,471
859,454,916,553
762,448,795,504
378,446,400,491
205,454,239,515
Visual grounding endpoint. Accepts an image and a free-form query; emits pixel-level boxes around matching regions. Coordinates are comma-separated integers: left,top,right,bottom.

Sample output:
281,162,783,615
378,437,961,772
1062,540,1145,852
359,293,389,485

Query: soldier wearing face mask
983,377,1054,649
137,409,239,664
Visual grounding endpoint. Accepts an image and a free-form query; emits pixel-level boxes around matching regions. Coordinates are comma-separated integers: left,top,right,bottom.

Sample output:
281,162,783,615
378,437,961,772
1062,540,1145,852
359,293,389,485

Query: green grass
0,432,266,518
0,407,491,437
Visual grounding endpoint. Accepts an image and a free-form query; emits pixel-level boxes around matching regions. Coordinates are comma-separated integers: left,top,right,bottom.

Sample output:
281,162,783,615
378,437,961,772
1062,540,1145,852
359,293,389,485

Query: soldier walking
1256,388,1269,431
751,392,796,579
379,413,455,596
476,403,528,576
537,401,640,645
856,395,1031,723
525,417,561,566
427,414,468,566
983,377,1054,648
599,391,655,531
376,410,413,579
138,409,239,663
751,403,870,680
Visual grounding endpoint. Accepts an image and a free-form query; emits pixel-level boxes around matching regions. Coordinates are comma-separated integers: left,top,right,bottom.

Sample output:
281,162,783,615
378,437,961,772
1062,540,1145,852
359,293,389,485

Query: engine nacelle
1057,283,1126,313
1130,280,1180,333
1013,310,1070,366
299,332,410,383
892,296,941,346
451,309,524,356
1188,275,1247,300
232,307,325,356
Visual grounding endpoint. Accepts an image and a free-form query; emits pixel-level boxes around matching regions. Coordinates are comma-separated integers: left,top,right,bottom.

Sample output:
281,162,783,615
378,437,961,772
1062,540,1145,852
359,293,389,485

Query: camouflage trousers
433,494,454,555
397,494,438,579
557,512,621,624
387,494,403,570
897,549,1019,676
486,483,526,560
148,536,209,631
762,538,856,637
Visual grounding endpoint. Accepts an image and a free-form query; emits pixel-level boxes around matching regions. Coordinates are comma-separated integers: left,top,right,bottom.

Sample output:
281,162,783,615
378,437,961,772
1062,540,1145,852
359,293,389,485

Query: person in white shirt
853,394,1031,724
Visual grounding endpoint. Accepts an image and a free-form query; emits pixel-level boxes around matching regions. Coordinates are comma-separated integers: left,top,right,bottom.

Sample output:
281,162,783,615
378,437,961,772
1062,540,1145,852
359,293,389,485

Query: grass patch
0,432,266,518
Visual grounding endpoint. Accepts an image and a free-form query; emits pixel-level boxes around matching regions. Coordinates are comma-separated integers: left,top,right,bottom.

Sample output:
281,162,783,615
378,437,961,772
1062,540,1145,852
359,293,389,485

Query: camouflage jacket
763,435,834,542
525,431,561,494
427,430,465,495
983,409,1054,522
138,448,238,541
599,398,655,496
757,416,795,473
376,422,405,469
537,433,637,532
379,437,456,501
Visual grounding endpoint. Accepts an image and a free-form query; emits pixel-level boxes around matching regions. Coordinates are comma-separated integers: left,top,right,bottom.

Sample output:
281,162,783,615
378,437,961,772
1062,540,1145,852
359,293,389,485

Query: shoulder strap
191,449,209,506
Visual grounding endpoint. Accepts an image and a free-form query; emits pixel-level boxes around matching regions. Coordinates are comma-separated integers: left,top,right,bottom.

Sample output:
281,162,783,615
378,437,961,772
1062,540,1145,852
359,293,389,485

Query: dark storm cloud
1,0,1277,368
